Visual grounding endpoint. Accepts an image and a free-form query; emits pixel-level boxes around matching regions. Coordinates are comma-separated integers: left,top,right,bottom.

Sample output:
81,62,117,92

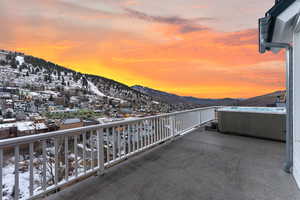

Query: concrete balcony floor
48,128,300,200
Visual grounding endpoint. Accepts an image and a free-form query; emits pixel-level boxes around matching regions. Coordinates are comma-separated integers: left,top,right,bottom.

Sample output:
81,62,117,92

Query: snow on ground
15,56,24,66
3,150,84,200
88,81,105,97
152,101,160,105
3,161,41,200
88,81,126,103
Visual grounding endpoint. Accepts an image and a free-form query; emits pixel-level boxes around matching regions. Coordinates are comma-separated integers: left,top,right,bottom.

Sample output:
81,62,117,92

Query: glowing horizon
0,0,285,98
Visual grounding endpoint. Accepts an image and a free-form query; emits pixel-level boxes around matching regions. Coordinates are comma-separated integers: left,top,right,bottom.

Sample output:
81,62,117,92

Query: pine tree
62,76,65,86
49,94,54,101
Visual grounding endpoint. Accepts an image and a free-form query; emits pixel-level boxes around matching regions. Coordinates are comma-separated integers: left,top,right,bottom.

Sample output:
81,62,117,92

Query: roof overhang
259,0,299,53
271,1,300,52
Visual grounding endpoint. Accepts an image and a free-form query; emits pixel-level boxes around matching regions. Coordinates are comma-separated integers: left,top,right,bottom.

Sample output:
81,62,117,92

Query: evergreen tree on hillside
11,59,18,69
81,76,88,88
62,76,65,86
48,74,52,83
0,60,7,66
49,94,54,101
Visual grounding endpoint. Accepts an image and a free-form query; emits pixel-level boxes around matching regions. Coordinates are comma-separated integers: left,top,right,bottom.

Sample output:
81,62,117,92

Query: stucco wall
293,30,300,188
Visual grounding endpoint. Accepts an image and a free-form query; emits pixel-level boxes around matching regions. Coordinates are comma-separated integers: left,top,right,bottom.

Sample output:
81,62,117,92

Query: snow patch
88,81,105,97
88,81,126,103
152,101,160,105
16,56,24,66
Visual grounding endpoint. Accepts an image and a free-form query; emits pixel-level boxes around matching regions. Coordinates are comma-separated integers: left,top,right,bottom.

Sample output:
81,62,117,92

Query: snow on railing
0,107,218,200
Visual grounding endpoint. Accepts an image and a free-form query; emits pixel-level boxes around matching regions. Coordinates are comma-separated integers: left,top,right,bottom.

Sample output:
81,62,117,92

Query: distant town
0,49,178,140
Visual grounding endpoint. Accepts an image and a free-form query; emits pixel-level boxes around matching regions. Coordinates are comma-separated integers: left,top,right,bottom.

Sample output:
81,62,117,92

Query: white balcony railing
0,107,217,200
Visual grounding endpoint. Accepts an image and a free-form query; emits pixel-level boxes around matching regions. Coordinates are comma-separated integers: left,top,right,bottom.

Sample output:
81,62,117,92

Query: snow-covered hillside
0,50,170,112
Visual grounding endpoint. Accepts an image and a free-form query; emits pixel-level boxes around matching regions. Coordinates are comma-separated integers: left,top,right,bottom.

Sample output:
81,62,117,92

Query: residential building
60,118,83,130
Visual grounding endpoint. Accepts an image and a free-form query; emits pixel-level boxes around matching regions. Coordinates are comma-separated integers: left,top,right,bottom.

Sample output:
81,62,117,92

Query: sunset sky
0,0,285,98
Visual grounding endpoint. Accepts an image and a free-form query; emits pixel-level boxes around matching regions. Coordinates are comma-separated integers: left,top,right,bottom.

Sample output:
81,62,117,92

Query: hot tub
217,107,286,141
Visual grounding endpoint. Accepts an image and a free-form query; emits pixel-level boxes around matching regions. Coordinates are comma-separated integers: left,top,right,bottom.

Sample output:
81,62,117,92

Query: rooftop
61,118,81,124
48,128,300,200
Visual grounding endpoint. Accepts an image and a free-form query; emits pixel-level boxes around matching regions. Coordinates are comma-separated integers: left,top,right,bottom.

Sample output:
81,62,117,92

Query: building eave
265,0,296,44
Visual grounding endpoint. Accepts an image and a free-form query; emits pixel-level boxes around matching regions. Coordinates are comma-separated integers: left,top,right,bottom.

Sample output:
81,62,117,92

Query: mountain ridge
131,85,239,106
1,49,284,108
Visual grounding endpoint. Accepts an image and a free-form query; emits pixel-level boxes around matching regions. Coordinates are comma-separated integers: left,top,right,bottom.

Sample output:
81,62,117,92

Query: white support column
293,30,300,188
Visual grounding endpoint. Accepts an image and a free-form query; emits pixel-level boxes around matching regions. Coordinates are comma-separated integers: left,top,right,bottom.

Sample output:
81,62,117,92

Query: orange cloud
0,1,284,98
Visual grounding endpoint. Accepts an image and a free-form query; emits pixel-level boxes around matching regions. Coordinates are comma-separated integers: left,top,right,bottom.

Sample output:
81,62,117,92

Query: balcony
1,107,299,200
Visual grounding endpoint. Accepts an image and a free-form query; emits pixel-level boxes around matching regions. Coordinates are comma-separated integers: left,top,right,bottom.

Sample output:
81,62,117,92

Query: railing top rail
0,106,219,148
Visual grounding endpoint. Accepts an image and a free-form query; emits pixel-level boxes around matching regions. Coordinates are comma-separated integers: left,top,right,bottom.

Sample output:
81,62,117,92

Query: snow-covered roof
0,121,48,131
3,118,16,123
29,92,40,96
62,118,81,124
35,123,48,130
0,122,16,129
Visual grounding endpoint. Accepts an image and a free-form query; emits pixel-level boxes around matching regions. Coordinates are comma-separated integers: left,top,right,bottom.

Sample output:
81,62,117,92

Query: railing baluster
135,123,138,151
149,120,152,145
97,128,104,174
106,128,110,163
74,134,78,177
137,123,140,150
145,121,148,147
157,118,160,142
155,119,157,142
91,130,95,170
146,121,149,147
65,136,69,181
121,126,125,157
160,118,163,141
0,149,3,200
133,124,136,151
42,140,47,191
165,117,167,138
160,117,164,141
155,118,158,142
178,116,181,133
163,117,166,139
147,121,150,146
151,119,155,144
29,143,34,196
125,125,129,155
122,126,124,155
166,117,168,138
128,124,131,154
142,122,145,148
156,118,159,141
14,145,19,200
176,116,179,134
54,138,59,185
117,127,121,158
112,127,116,161
83,132,87,173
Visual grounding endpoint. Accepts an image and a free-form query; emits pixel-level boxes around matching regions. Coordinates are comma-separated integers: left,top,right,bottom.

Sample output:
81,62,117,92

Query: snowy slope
16,56,24,66
88,81,105,97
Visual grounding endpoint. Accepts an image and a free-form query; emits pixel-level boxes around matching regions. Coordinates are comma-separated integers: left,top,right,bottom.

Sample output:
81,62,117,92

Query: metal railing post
170,115,175,139
97,128,104,175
